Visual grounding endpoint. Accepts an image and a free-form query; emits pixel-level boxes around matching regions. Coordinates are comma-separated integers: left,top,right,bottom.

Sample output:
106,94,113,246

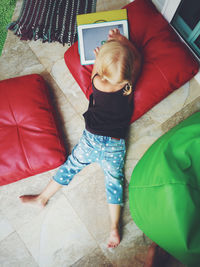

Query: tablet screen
82,24,124,61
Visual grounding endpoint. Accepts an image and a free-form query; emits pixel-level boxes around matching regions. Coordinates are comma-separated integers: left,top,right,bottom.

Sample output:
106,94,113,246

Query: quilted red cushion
0,74,66,186
64,0,199,123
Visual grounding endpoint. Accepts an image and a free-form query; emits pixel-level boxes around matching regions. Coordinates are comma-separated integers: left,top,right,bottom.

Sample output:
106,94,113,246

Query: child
20,29,142,248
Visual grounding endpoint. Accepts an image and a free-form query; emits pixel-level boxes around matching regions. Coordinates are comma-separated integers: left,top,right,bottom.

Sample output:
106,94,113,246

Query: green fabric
0,0,16,56
129,112,200,267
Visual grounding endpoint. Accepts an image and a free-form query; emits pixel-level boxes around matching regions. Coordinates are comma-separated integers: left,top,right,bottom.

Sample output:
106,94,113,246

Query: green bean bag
129,112,200,267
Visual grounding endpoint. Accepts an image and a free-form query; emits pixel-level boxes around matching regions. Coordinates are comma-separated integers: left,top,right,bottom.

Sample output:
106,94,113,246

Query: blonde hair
95,40,135,95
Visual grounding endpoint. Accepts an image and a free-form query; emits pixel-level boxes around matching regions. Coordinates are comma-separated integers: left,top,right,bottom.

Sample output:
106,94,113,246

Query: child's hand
93,46,100,57
108,28,126,42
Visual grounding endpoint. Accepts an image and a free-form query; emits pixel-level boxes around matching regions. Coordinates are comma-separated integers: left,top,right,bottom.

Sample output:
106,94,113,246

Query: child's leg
108,204,121,248
101,138,126,248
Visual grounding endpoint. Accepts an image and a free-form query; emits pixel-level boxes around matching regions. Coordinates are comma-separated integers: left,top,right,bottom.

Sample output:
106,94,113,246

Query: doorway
171,0,200,60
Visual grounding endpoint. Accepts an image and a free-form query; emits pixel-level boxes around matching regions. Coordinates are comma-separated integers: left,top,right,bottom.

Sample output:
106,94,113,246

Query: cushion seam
4,88,33,171
130,182,200,191
152,61,170,86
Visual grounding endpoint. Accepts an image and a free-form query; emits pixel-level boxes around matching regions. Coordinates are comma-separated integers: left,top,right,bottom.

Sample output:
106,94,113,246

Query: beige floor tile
71,247,113,267
64,164,110,243
96,1,106,12
16,208,50,265
41,71,78,124
128,115,162,144
11,0,23,20
0,33,45,80
63,114,85,150
0,212,14,243
184,78,200,105
17,194,98,267
122,183,134,225
29,41,69,73
0,171,52,230
0,232,38,267
124,158,139,182
147,86,189,125
51,58,89,115
161,97,200,134
126,135,159,160
97,0,130,11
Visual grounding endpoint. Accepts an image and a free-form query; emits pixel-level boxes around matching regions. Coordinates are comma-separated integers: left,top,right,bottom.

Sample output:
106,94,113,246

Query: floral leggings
53,129,126,205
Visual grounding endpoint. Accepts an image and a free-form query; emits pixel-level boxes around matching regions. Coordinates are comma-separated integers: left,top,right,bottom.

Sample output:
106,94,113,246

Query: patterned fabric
8,0,97,45
53,130,126,205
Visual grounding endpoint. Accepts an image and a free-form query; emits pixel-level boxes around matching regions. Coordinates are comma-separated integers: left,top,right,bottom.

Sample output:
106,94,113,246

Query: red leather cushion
64,0,199,123
0,74,66,186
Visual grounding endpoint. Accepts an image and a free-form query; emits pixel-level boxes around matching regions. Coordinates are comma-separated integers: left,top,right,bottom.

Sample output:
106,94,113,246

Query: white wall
152,0,200,83
152,0,181,21
152,0,166,12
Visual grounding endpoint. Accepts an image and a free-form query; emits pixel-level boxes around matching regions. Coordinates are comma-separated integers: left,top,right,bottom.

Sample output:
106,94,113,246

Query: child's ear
123,82,133,96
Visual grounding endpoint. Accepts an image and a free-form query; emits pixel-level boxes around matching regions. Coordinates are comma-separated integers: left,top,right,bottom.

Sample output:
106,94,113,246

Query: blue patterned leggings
53,130,126,205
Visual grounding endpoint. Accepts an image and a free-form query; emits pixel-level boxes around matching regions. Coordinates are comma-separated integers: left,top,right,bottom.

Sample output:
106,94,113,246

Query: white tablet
77,20,129,65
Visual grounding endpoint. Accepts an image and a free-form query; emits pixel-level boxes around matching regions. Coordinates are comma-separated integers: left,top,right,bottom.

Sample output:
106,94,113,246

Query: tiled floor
0,0,199,266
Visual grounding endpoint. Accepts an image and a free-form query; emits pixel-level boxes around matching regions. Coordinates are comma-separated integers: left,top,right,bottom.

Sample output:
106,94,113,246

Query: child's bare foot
144,242,170,267
19,195,48,207
107,228,120,248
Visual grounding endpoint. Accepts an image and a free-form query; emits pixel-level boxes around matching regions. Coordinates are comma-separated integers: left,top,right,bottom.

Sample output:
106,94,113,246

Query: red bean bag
0,74,66,186
64,0,199,123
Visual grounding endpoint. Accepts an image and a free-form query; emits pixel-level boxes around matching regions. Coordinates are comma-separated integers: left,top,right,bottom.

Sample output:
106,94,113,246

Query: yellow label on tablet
77,9,127,26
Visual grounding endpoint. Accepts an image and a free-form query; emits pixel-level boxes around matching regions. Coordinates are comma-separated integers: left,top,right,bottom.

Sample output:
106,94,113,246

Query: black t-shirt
83,77,133,139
